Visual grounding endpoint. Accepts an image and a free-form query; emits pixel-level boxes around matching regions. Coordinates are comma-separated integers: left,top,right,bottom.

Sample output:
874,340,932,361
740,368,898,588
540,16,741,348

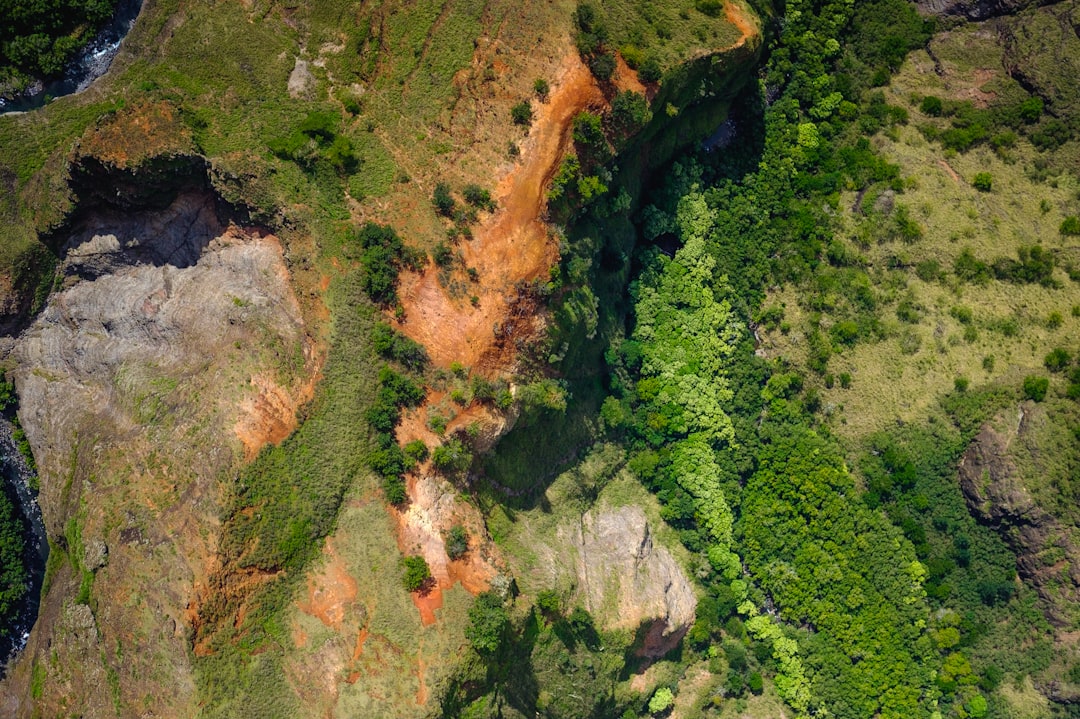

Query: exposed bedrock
566,505,697,658
915,0,1045,20
958,403,1080,630
0,176,312,716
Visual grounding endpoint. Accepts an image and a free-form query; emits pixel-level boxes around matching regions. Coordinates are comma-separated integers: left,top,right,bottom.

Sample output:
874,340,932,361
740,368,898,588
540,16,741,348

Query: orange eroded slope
395,51,603,373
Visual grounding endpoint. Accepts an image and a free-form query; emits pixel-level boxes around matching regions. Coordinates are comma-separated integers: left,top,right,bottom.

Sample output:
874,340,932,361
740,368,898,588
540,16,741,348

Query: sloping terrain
0,0,761,715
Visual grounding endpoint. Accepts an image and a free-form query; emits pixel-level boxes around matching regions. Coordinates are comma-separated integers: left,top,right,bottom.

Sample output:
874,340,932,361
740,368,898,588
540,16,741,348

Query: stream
0,418,46,676
0,0,144,114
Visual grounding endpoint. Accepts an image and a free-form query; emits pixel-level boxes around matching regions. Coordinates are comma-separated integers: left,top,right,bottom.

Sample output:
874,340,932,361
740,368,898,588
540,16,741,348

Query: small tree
402,555,431,592
433,182,456,217
445,525,468,559
466,591,509,654
588,52,616,82
920,95,943,116
511,101,533,126
972,172,992,192
638,56,661,84
462,184,495,211
648,687,674,714
1023,375,1049,402
1045,348,1072,372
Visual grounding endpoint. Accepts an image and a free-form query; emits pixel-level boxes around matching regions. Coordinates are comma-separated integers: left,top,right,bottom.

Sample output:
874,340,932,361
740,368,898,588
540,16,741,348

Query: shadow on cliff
477,81,768,513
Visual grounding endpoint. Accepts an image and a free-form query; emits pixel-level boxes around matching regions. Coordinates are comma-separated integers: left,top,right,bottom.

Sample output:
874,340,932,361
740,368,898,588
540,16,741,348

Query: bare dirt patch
297,538,359,630
393,472,500,626
394,50,604,373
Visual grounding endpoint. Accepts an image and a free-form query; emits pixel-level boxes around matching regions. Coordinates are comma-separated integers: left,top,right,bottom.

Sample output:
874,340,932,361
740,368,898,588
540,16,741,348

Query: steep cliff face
958,403,1080,629
915,0,1042,20
0,174,317,716
567,505,697,657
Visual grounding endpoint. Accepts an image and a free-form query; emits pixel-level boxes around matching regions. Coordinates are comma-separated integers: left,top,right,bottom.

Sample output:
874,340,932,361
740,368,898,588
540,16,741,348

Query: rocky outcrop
915,0,1043,20
958,404,1080,628
0,183,314,717
567,505,696,657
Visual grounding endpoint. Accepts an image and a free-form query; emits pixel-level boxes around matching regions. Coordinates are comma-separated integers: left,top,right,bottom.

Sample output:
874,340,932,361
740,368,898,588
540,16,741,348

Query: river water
0,418,46,676
0,0,144,114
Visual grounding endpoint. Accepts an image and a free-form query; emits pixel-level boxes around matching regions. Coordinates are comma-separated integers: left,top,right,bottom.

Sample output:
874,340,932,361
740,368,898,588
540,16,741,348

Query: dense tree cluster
0,0,118,86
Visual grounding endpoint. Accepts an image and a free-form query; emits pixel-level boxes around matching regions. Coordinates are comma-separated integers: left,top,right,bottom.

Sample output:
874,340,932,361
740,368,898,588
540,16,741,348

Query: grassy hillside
0,0,761,715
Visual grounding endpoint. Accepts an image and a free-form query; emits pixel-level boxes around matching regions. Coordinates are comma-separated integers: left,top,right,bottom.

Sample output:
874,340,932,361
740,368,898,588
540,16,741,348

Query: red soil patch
232,232,327,460
393,472,500,626
352,626,370,660
296,538,359,629
386,0,760,629
416,653,429,705
394,51,603,373
725,0,759,51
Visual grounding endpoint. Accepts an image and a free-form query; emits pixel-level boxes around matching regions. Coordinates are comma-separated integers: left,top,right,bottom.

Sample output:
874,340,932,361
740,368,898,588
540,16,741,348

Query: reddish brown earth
386,1,761,631
394,50,604,373
297,538,359,629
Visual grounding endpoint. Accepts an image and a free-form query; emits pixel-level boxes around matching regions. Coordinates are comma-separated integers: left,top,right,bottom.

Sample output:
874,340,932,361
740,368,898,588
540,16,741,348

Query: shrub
433,182,456,217
1061,217,1080,236
1022,375,1049,402
383,475,407,505
972,173,992,192
431,437,472,474
648,687,674,714
1047,311,1063,329
610,90,652,135
949,306,974,325
1019,96,1043,123
536,589,561,615
696,0,724,16
638,56,662,83
992,245,1056,286
589,52,616,82
445,525,468,559
1045,348,1072,372
372,323,429,370
954,377,970,392
920,96,943,116
915,259,943,282
433,241,455,267
401,555,431,592
354,222,414,305
404,439,429,464
572,111,606,147
462,184,495,211
954,248,991,284
533,78,550,100
839,372,852,389
511,101,533,126
466,591,509,653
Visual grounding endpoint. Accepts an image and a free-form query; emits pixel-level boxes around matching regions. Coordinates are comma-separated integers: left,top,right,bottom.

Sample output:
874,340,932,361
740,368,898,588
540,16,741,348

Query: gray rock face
569,505,696,657
288,58,315,99
959,405,1080,627
915,0,1041,20
14,192,305,521
3,187,309,716
83,540,108,571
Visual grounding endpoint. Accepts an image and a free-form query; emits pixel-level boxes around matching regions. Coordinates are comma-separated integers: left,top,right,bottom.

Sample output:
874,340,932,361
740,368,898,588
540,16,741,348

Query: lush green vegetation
503,0,1080,715
0,0,119,91
0,487,26,627
401,555,431,592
